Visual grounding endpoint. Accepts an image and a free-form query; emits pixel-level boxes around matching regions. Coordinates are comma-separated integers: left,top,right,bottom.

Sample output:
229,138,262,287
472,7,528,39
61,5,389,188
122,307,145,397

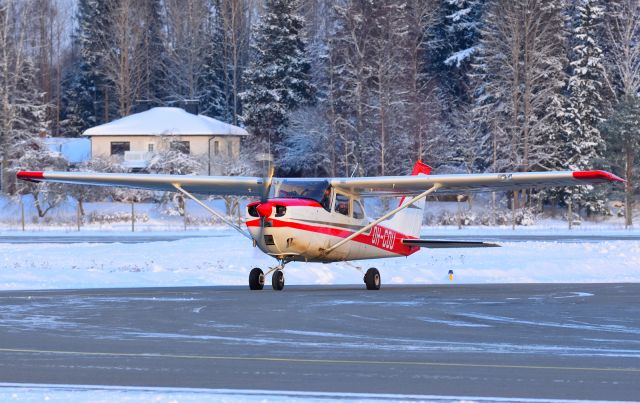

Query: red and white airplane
17,162,623,291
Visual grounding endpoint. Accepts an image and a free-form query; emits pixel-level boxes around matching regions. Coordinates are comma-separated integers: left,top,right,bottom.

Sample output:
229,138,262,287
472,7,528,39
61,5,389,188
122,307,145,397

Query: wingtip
572,170,625,183
16,171,44,182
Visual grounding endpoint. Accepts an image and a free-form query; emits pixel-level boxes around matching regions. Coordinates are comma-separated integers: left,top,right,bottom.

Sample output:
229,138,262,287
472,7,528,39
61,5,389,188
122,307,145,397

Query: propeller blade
261,163,275,203
257,157,275,246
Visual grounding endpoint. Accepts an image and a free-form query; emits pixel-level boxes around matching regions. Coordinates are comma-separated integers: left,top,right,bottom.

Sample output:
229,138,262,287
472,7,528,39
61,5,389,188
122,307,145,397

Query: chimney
183,99,199,115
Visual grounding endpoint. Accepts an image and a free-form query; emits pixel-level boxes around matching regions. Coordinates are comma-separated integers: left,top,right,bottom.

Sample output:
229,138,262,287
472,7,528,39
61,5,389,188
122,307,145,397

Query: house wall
90,135,243,175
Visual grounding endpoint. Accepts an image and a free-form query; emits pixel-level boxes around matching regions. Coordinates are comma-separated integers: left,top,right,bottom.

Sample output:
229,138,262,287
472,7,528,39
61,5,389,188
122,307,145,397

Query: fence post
20,200,25,231
511,191,516,230
131,200,135,232
568,198,572,230
457,195,462,229
76,201,81,231
183,200,187,231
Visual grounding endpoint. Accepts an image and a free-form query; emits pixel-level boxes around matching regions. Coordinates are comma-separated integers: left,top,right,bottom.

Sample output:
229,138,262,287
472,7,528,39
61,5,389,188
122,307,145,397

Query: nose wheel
248,261,287,291
364,267,381,290
272,270,285,291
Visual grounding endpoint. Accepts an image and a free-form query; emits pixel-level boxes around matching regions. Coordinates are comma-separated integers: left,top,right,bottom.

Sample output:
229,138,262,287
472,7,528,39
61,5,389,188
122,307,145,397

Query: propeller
256,156,275,246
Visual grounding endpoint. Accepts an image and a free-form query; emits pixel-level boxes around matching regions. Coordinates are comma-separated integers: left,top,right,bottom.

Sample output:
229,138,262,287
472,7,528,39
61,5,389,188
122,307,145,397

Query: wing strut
172,184,252,240
322,183,442,255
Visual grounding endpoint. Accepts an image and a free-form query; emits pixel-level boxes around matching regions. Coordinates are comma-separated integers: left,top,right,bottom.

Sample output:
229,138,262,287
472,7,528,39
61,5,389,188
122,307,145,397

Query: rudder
381,161,431,238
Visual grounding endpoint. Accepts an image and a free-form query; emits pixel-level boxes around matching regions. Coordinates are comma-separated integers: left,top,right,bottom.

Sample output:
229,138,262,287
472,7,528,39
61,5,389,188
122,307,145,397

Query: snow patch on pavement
0,383,631,403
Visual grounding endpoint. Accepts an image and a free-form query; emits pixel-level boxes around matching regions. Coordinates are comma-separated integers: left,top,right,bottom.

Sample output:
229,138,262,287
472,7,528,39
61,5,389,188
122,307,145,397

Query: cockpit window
334,193,350,216
274,180,330,204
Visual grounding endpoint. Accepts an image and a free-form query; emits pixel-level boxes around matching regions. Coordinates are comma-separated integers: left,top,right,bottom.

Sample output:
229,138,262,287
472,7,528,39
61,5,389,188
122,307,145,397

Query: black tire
272,270,285,291
249,267,264,290
364,268,381,290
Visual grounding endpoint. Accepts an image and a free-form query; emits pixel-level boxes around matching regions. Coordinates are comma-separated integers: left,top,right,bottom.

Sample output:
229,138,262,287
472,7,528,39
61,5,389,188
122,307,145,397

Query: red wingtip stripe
573,170,625,183
16,171,45,182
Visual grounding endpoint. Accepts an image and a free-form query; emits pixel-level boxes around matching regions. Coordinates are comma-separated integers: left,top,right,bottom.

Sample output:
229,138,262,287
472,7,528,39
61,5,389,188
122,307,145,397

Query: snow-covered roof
44,137,91,164
83,107,249,137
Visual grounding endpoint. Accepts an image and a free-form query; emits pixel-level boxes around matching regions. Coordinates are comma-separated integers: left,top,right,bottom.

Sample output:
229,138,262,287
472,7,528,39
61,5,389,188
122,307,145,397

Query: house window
214,141,220,155
170,141,190,154
148,143,154,152
110,142,130,156
227,142,233,157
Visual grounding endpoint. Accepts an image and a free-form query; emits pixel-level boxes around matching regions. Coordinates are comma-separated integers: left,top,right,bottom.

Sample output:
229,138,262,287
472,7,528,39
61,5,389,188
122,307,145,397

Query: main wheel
249,267,264,290
272,270,285,291
364,268,381,290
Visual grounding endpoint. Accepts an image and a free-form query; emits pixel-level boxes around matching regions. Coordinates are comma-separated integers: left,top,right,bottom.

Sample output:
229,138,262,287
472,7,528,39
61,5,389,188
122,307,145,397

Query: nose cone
256,202,273,218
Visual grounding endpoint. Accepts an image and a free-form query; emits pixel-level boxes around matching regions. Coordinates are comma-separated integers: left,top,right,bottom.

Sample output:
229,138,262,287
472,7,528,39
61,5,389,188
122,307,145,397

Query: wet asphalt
0,283,638,400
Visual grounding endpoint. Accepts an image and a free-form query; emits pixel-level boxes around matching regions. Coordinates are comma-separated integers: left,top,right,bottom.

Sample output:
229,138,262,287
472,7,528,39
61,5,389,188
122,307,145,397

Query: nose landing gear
248,260,287,291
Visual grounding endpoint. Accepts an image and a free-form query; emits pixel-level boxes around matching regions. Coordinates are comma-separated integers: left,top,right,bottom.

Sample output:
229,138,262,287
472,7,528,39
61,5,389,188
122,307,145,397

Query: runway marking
1,347,639,374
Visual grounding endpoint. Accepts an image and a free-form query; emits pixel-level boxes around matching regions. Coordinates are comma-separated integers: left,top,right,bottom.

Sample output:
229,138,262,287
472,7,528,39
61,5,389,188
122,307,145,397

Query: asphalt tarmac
0,284,638,400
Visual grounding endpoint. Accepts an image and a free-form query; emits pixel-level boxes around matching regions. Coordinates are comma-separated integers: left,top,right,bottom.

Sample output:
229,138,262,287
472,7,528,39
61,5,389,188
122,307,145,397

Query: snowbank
0,232,638,291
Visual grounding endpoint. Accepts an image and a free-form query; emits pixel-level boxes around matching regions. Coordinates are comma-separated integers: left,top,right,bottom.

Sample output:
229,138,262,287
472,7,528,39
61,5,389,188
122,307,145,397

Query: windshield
274,180,330,204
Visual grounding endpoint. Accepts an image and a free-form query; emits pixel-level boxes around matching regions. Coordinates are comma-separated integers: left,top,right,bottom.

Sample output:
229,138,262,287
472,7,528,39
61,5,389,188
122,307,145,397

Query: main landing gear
249,260,287,291
364,267,381,290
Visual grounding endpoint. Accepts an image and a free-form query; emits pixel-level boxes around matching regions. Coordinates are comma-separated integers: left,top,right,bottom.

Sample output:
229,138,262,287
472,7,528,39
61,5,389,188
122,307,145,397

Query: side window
352,200,364,219
334,194,350,216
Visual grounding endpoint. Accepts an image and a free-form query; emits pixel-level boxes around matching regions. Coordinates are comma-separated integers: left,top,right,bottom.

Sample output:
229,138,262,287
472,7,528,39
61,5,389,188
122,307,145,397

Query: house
83,107,249,174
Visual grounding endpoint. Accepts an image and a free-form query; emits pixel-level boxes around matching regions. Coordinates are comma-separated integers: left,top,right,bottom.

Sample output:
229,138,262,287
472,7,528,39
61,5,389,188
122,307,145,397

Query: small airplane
17,161,623,291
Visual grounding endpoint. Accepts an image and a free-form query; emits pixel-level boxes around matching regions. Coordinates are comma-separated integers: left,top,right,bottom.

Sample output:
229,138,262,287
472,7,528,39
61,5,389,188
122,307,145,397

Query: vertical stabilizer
381,161,431,238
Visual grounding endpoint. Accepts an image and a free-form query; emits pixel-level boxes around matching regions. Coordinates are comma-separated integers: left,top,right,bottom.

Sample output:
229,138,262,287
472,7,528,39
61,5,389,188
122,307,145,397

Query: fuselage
246,198,420,263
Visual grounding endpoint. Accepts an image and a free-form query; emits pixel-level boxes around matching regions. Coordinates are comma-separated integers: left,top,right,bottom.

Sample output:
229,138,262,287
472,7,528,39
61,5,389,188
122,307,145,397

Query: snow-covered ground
0,229,638,291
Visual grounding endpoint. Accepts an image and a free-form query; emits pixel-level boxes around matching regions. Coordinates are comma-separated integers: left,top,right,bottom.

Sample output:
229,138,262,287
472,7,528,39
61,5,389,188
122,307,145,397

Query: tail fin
381,161,431,238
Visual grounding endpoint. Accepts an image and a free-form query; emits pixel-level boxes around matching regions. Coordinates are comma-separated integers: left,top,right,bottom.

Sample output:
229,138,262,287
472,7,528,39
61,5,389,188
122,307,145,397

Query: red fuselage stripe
247,217,419,256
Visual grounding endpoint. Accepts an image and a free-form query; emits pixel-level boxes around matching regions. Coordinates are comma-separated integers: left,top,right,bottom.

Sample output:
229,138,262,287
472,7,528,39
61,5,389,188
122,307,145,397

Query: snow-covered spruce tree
421,0,483,173
198,4,227,121
66,0,111,126
561,0,608,215
600,95,640,227
427,0,483,102
59,59,92,137
139,0,168,104
240,0,315,161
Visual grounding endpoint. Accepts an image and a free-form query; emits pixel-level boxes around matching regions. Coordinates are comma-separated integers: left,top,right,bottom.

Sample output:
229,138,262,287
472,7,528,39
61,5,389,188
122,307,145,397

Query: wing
16,169,623,198
330,170,624,196
16,171,264,197
402,239,499,248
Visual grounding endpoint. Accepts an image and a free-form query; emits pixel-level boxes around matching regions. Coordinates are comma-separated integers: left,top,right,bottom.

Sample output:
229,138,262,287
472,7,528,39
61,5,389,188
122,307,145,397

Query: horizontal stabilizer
401,239,500,249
